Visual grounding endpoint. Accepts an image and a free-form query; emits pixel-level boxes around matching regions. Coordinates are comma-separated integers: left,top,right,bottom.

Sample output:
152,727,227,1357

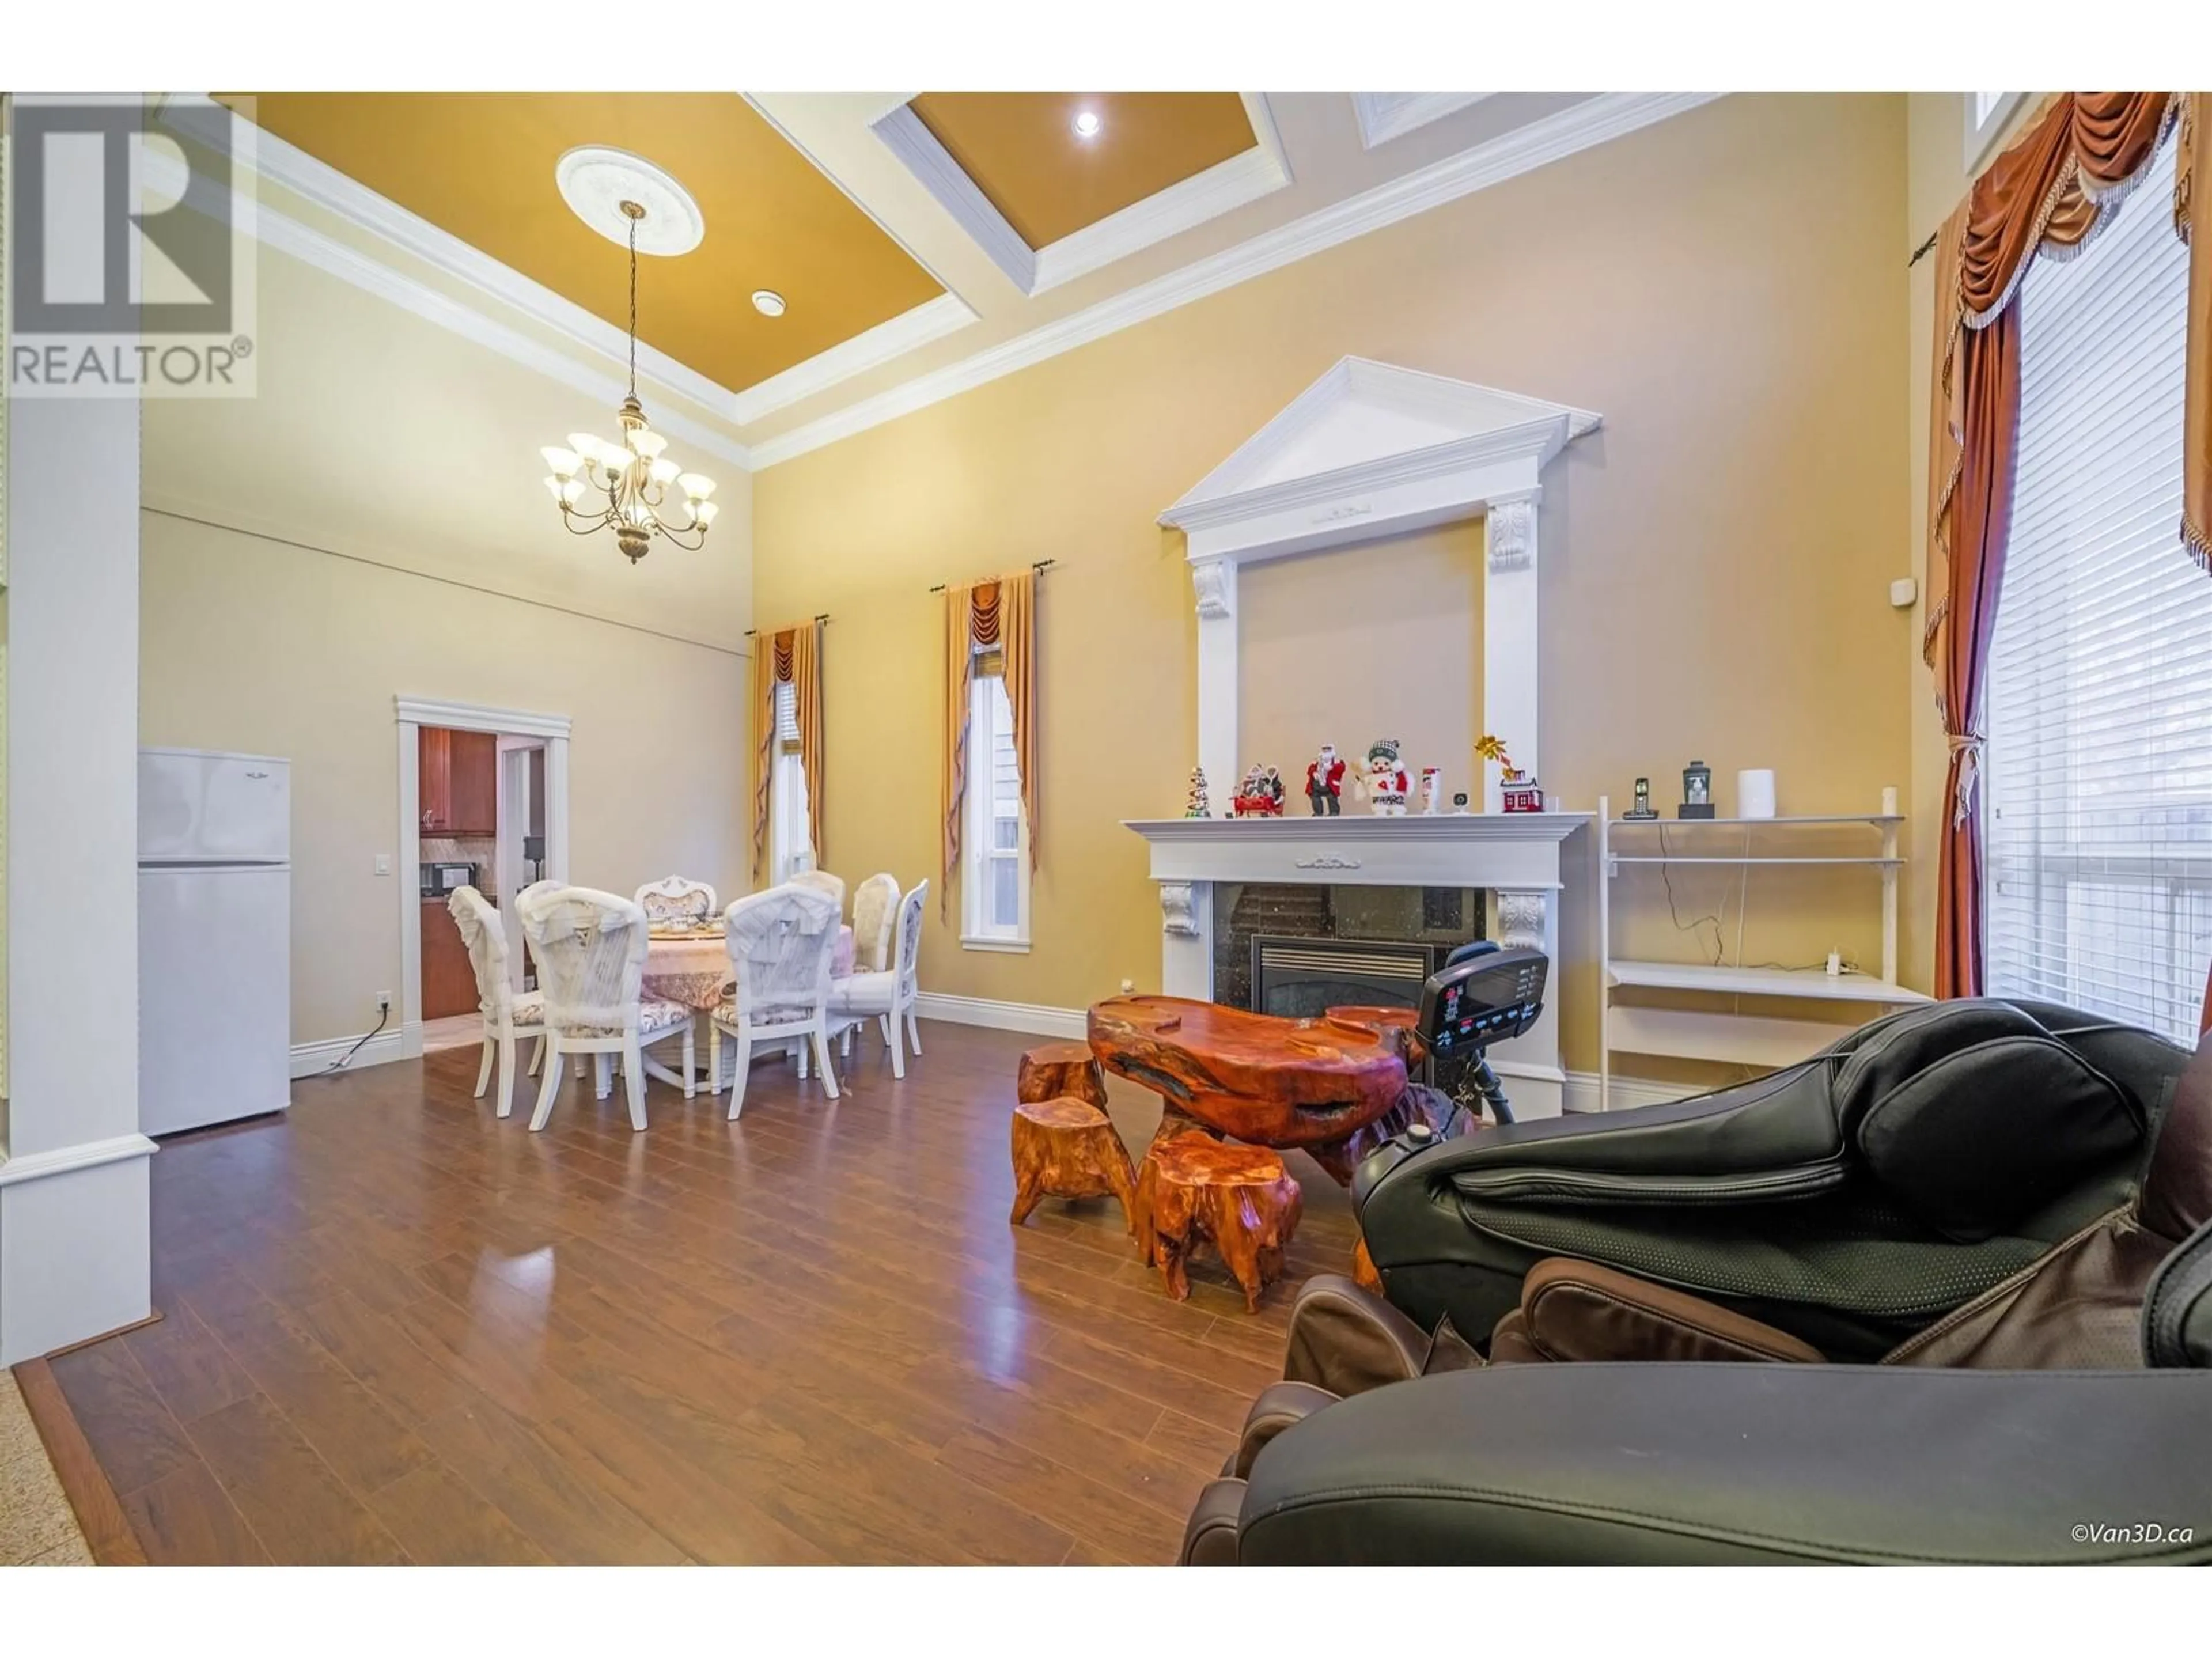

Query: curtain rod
1907,229,1940,268
929,558,1057,595
743,612,832,639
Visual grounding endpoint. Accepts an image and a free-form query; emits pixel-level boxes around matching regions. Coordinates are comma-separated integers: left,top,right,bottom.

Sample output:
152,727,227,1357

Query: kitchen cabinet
421,899,480,1020
419,726,498,835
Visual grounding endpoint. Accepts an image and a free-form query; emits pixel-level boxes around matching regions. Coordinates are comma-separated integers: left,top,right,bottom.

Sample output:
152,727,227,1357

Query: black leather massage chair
1181,995,2212,1564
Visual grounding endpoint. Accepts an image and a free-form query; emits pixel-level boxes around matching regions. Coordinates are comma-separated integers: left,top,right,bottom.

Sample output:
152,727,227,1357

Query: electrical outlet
1120,978,1135,994
376,991,392,1013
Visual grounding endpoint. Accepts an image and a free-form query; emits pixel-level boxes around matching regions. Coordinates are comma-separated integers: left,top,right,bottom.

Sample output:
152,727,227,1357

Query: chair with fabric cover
791,868,846,917
828,880,929,1078
516,884,694,1132
446,885,547,1120
710,883,844,1118
850,872,899,972
634,874,718,926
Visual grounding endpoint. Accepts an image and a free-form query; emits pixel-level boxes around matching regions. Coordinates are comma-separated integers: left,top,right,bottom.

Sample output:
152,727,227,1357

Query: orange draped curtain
941,571,1040,914
1923,92,2211,999
749,620,825,880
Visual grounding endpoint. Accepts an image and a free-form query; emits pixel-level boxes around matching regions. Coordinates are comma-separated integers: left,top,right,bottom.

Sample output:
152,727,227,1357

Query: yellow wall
140,512,753,1048
753,94,1915,1073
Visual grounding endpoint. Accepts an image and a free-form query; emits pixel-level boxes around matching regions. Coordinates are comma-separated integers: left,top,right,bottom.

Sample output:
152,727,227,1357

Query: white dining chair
710,883,844,1119
849,872,900,972
447,885,547,1120
516,884,694,1132
790,868,846,917
634,874,718,926
828,879,928,1079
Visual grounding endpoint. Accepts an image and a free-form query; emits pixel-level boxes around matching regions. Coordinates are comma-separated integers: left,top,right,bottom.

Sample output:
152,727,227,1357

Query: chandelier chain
627,211,639,399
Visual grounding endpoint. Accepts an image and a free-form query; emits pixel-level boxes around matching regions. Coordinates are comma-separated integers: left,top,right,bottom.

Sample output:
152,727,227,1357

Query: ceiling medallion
541,151,714,563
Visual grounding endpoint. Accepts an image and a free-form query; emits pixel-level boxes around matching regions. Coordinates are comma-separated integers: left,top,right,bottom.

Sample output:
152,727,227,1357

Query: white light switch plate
374,853,392,876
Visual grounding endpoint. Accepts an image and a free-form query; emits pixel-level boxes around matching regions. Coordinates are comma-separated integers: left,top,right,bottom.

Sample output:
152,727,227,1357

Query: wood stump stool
1017,1040,1109,1111
1010,1096,1138,1234
1135,1132,1303,1313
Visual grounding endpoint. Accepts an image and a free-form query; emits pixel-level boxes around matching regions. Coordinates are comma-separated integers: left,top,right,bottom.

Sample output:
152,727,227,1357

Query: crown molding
753,92,1717,467
1351,92,1495,149
161,94,966,453
873,93,1293,300
870,102,1038,293
725,293,978,426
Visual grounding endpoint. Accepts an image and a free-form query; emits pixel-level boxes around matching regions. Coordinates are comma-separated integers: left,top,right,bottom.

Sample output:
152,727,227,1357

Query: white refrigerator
138,748,292,1135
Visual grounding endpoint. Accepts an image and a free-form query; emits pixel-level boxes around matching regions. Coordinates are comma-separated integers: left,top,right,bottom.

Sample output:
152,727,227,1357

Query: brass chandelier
540,200,716,563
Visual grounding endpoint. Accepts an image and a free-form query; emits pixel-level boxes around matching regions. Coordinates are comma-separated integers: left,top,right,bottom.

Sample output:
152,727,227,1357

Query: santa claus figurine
1305,744,1346,816
1355,737,1412,815
1418,766,1444,815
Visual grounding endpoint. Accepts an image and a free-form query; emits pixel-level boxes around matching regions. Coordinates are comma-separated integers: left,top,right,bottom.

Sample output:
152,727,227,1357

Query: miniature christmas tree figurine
1184,767,1212,818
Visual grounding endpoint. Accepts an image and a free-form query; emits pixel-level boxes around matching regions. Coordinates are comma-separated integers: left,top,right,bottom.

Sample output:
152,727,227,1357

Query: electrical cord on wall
321,1005,389,1074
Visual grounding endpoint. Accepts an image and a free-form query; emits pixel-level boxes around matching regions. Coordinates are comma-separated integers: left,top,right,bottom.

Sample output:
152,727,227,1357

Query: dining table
634,918,855,1090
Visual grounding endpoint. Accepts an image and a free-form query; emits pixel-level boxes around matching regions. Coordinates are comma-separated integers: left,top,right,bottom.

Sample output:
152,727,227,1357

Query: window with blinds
963,649,1029,946
768,680,813,883
1984,131,2210,1044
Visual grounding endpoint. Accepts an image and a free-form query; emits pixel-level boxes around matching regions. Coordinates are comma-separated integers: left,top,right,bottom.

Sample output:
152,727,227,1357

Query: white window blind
1984,132,2210,1044
769,680,813,883
963,654,1029,946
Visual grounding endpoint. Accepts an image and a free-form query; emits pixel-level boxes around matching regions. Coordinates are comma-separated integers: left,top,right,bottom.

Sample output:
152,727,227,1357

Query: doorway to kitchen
395,698,571,1061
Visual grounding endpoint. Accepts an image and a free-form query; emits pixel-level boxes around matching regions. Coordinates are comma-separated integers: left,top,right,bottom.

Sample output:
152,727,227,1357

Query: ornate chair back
635,874,718,926
517,884,650,1037
447,885,521,1020
791,868,846,918
893,879,929,1004
850,873,900,972
724,884,843,1028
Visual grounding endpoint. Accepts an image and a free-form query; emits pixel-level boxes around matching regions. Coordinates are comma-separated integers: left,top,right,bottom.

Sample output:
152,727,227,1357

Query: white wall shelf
1596,793,1926,1109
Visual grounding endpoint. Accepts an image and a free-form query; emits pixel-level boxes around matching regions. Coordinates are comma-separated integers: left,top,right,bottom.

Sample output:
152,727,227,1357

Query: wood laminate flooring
44,1021,1357,1564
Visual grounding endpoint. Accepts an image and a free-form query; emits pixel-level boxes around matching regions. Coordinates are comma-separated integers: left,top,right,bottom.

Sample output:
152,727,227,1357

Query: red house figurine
1500,767,1544,813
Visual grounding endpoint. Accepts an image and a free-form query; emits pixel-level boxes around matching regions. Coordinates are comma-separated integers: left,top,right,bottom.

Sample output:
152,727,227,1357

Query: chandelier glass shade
541,201,715,563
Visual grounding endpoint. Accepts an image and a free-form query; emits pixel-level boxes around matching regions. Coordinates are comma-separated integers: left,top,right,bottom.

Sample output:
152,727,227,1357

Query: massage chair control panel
1416,944,1549,1057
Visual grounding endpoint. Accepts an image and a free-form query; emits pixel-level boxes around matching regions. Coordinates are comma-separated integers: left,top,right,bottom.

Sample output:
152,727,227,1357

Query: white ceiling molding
1351,93,1496,149
872,102,1039,293
1031,94,1290,293
871,93,1293,298
134,135,756,471
160,94,960,451
752,91,1717,467
725,292,978,425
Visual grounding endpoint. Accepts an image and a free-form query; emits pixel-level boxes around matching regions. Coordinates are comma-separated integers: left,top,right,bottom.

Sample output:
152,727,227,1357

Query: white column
1481,488,1541,814
1190,558,1238,810
1,392,154,1364
1158,880,1215,998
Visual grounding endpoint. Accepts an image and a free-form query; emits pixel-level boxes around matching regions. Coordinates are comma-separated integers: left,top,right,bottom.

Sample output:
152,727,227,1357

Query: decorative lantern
1625,777,1659,820
1680,760,1714,819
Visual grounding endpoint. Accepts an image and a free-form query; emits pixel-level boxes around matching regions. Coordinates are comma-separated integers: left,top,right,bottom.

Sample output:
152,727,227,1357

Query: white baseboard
909,991,1698,1112
912,993,1086,1040
290,1024,413,1078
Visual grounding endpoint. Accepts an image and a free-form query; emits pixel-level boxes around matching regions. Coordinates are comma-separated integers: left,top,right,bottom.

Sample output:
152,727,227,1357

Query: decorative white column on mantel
1125,815,1589,1119
1157,358,1598,810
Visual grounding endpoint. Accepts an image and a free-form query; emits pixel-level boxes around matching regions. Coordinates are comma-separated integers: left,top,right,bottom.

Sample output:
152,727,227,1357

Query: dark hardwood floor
43,1021,1355,1564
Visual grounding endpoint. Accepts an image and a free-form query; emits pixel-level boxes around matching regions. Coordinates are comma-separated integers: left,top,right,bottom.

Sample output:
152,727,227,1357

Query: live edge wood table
1086,995,1440,1186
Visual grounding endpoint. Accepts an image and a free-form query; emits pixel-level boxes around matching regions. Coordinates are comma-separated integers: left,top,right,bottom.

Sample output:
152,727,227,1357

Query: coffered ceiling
907,92,1257,247
191,90,1724,471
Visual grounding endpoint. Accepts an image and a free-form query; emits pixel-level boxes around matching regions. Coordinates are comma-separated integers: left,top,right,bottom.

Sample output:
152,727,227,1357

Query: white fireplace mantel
1158,357,1600,816
1124,813,1590,1118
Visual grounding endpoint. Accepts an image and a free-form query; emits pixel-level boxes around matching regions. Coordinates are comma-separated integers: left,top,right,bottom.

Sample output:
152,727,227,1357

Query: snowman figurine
1356,738,1412,815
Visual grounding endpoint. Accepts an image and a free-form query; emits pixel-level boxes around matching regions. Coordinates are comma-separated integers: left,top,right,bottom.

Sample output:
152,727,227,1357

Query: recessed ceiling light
751,289,786,317
1071,109,1102,139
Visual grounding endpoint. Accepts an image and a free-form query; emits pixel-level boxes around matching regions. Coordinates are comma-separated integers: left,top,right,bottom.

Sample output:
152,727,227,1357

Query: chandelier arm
558,509,617,537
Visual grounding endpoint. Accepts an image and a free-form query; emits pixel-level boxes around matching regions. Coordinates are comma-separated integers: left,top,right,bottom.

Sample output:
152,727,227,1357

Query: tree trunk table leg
1010,1097,1138,1236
